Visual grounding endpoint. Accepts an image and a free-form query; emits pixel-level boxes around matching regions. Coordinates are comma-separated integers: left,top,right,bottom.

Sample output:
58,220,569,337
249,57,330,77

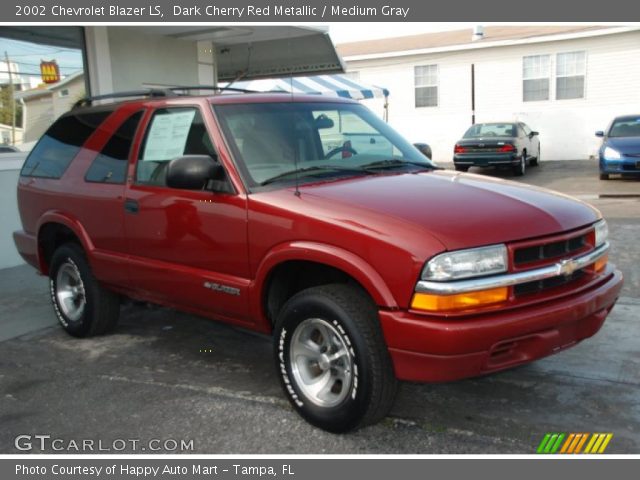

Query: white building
337,26,640,162
16,71,85,143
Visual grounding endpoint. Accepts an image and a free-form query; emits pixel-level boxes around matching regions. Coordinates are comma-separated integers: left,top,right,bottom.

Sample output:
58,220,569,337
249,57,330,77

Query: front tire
454,165,469,172
274,284,397,433
600,173,609,180
530,145,540,166
49,243,120,337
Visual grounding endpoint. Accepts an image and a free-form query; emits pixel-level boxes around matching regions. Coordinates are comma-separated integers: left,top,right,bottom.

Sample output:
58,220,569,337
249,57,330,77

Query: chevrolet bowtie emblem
558,259,579,277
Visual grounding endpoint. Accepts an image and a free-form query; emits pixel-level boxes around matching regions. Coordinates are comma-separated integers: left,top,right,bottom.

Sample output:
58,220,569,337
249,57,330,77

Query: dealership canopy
230,74,390,101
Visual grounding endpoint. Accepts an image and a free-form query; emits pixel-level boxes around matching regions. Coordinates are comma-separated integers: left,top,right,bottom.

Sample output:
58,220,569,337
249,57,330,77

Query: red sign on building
40,60,60,84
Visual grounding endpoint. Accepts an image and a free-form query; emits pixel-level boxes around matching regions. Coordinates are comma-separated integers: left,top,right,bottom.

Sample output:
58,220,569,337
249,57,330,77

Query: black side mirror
595,131,605,137
315,114,335,130
530,131,539,137
413,143,432,160
166,155,222,190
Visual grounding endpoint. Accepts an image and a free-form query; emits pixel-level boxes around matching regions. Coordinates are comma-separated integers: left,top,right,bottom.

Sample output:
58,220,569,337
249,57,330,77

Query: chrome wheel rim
55,261,86,322
289,318,353,407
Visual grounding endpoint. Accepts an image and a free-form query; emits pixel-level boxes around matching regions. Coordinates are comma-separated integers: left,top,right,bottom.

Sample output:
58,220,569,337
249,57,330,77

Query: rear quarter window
21,111,112,179
85,111,143,184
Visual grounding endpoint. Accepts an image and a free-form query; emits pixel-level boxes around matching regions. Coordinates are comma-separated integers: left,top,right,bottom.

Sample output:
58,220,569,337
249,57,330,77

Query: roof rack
72,89,174,109
167,85,258,94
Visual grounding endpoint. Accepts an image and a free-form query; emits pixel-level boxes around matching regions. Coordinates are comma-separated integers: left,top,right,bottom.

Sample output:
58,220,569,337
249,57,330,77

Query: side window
521,124,532,136
523,55,550,102
85,111,143,184
136,108,216,186
414,65,438,107
21,111,112,179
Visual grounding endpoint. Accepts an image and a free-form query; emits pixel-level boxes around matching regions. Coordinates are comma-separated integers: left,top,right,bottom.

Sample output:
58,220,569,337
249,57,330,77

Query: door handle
124,199,139,214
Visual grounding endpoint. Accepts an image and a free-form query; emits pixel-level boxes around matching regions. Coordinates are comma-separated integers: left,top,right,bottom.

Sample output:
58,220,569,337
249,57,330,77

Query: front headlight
603,146,621,160
594,219,608,247
421,244,508,282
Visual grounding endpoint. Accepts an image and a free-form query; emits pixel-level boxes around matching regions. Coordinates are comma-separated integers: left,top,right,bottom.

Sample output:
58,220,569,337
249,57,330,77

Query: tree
0,85,23,129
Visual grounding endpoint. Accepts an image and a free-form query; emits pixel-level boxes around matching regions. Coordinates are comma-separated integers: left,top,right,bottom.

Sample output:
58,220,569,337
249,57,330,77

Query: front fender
253,241,398,315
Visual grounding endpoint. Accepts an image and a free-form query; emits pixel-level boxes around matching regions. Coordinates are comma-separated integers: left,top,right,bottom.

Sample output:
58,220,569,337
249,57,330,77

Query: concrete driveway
1,161,639,454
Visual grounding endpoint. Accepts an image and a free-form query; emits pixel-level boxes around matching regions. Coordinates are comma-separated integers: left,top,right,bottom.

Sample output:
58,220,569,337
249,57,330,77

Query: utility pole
471,63,476,125
4,51,16,145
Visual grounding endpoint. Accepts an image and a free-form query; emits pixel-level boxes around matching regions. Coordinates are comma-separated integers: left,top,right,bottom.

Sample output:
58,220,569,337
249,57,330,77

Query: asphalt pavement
1,160,639,454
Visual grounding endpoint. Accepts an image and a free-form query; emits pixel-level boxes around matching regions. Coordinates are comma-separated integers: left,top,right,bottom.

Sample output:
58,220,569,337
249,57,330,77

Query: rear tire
274,284,397,433
49,243,120,337
599,173,609,180
454,165,469,172
513,154,526,176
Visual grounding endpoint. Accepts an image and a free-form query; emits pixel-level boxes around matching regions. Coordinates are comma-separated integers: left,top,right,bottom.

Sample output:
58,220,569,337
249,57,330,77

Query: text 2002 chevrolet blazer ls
14,90,623,432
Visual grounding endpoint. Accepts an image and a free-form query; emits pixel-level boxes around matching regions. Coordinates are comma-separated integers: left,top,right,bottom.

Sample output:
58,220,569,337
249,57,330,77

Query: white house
337,26,640,163
16,71,85,143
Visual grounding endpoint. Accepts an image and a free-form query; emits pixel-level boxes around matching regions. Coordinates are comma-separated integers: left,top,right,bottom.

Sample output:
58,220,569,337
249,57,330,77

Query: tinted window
85,111,143,184
136,108,216,186
21,111,111,179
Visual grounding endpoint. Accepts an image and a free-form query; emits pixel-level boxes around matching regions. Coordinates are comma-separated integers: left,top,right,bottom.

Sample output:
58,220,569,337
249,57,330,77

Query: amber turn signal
594,253,608,273
411,287,509,312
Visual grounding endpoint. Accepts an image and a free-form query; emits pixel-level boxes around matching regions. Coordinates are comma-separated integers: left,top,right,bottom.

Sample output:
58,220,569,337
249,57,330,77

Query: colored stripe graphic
538,433,613,454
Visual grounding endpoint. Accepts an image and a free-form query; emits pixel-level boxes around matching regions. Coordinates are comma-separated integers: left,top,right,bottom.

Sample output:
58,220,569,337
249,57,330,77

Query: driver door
123,106,251,324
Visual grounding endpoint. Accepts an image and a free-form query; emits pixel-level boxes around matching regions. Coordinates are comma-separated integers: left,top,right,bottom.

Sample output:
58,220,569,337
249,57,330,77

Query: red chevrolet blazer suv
13,89,623,432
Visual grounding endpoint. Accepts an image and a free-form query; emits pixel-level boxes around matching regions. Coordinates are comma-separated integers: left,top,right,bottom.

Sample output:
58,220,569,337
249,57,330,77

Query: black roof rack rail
167,85,258,95
72,89,174,109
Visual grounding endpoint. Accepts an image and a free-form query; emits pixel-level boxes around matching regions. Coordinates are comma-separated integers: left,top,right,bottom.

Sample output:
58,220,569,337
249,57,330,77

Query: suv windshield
213,101,434,188
463,123,516,138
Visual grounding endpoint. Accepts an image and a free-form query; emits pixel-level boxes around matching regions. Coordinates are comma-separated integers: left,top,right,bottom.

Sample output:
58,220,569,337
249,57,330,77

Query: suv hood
297,170,599,251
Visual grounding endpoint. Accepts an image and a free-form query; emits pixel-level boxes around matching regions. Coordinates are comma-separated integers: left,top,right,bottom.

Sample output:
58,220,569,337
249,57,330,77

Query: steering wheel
324,145,358,159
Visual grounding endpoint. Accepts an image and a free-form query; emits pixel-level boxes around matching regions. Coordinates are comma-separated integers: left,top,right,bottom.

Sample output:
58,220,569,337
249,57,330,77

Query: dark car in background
453,122,540,176
596,115,640,180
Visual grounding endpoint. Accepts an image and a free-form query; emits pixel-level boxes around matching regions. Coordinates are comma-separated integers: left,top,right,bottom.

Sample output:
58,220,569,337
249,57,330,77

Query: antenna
287,29,301,197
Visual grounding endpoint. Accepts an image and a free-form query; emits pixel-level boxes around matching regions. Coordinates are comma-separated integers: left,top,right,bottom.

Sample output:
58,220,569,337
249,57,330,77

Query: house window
59,88,70,98
414,65,438,107
522,55,550,102
556,51,586,100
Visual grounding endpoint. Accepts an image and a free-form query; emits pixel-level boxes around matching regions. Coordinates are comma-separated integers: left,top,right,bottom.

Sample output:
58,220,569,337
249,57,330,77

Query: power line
0,39,80,54
1,49,81,57
6,60,83,69
0,70,81,76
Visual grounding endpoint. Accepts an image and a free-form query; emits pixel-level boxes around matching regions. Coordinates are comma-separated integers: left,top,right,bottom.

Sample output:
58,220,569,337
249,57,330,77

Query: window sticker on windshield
142,110,196,161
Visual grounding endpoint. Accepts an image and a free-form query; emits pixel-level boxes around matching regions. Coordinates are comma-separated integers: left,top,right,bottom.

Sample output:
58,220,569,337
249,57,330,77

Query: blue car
596,115,640,180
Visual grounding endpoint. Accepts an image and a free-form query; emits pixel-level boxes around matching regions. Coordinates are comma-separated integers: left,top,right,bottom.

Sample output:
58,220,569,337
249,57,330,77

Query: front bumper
454,152,519,167
380,267,623,382
599,156,640,174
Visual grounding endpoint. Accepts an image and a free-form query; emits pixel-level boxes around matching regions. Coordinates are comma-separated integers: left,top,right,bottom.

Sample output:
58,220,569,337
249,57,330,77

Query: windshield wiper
260,165,372,186
360,159,439,171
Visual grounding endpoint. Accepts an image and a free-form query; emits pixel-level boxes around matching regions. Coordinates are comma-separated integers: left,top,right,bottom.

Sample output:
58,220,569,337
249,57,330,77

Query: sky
328,22,480,44
0,24,479,86
0,37,83,86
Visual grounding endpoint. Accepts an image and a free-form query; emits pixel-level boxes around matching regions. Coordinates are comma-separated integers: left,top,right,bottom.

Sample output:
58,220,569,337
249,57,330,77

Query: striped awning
230,74,389,100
